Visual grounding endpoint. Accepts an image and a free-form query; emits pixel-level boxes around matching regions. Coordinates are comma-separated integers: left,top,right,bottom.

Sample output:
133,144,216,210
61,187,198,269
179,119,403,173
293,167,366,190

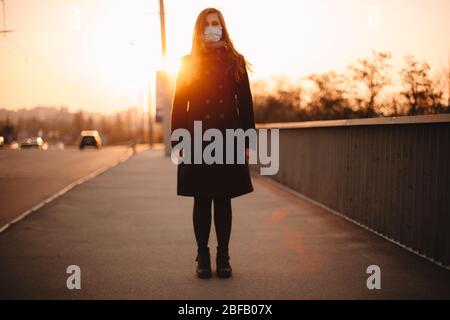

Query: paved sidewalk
0,149,449,299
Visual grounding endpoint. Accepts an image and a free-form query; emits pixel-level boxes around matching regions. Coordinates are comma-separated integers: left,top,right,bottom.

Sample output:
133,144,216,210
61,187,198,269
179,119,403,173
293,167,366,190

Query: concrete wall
253,114,450,267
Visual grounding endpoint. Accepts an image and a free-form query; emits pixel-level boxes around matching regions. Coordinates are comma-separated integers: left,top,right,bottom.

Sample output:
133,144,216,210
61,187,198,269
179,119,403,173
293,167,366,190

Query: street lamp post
159,0,167,59
156,0,173,156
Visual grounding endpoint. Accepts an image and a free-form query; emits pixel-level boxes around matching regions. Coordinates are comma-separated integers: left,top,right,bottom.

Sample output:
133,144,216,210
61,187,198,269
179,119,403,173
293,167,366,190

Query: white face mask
203,25,223,43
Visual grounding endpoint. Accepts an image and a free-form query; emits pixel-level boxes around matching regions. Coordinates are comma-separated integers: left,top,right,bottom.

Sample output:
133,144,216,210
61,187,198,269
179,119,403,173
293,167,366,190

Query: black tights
193,196,232,252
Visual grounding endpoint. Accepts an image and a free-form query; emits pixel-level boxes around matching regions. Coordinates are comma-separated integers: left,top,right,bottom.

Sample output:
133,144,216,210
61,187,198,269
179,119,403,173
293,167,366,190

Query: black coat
170,46,256,198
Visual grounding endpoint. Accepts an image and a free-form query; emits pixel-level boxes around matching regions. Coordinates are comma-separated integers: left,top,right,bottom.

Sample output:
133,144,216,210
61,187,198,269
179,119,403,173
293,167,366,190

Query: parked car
79,130,102,150
20,137,47,149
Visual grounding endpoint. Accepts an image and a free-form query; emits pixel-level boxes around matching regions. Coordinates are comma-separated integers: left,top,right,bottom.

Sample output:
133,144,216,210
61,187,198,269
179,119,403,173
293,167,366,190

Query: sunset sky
0,0,449,113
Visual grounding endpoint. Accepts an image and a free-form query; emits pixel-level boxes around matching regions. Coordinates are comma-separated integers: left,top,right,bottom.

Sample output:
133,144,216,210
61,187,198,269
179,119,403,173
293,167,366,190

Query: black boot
216,246,232,278
196,247,212,279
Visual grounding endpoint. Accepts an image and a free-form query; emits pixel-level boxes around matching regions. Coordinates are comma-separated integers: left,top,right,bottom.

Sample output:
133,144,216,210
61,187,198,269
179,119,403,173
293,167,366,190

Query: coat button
205,99,210,104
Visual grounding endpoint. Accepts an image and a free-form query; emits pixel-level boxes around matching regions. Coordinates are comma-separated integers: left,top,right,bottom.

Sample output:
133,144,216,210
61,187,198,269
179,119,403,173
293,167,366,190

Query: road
0,148,448,299
0,146,132,228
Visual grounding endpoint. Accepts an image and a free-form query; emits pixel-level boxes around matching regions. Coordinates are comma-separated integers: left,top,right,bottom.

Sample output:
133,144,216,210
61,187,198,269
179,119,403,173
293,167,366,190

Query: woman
170,7,256,279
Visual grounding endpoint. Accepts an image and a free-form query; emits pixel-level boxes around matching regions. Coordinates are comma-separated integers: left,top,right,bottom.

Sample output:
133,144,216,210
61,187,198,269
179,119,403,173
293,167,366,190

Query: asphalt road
0,146,131,228
0,149,448,299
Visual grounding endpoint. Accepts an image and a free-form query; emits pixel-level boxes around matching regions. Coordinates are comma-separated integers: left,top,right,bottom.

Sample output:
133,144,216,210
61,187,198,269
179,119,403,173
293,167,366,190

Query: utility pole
156,0,173,156
159,0,167,60
149,0,167,149
1,0,14,36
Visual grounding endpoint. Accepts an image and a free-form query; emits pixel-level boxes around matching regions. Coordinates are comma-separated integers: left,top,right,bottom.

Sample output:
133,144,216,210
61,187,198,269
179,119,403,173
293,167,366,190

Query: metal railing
253,114,450,267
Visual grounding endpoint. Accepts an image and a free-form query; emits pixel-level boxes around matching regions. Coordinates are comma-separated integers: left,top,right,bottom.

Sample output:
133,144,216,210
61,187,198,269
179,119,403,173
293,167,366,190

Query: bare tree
253,76,304,123
307,71,354,120
349,51,392,116
400,55,445,115
445,57,450,109
72,110,84,142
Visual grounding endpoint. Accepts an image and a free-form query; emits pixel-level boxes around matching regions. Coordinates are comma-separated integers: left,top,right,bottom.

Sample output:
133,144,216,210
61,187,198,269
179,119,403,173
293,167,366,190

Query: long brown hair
187,7,252,83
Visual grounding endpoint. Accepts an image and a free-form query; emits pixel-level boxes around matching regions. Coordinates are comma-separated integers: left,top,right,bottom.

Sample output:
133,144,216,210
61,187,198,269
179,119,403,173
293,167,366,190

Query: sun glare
161,56,181,76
